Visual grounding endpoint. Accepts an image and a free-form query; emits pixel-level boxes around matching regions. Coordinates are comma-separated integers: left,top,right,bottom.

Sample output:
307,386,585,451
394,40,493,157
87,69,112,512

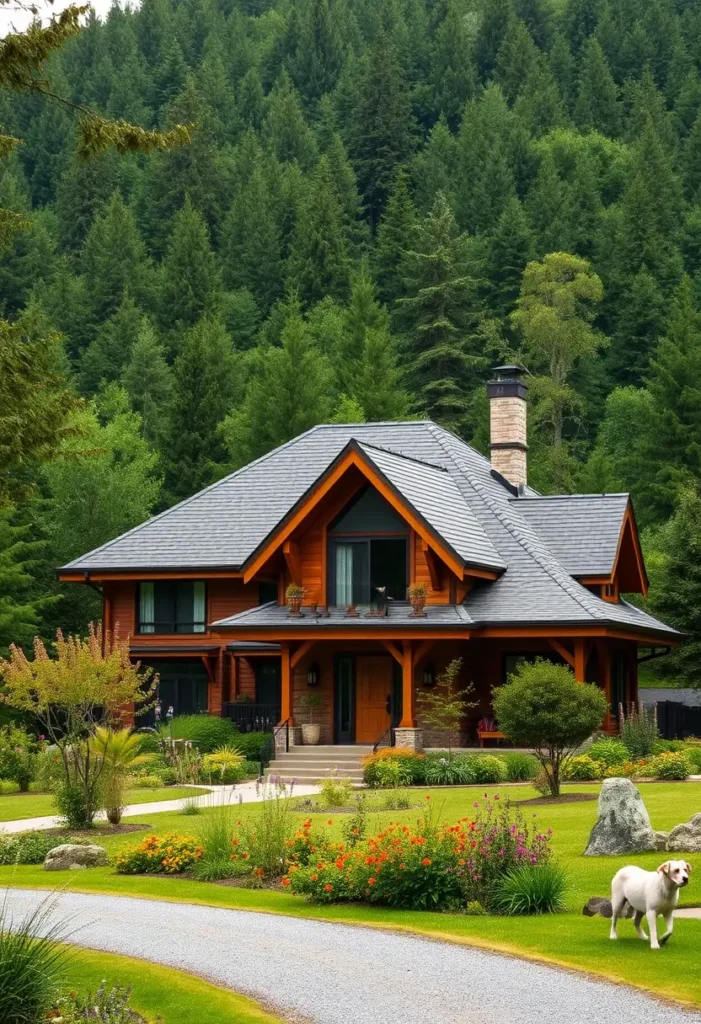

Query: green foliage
115,832,203,874
0,892,70,1024
586,738,629,767
424,754,474,785
201,745,245,784
362,749,424,788
501,752,538,782
231,732,272,762
468,754,509,785
493,659,608,796
648,751,692,781
0,830,61,867
0,724,39,791
619,704,659,760
417,658,475,754
319,774,354,808
561,754,600,781
491,862,569,916
157,714,235,753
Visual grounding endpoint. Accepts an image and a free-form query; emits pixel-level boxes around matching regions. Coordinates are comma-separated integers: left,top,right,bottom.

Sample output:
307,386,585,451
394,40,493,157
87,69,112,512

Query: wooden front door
355,656,392,744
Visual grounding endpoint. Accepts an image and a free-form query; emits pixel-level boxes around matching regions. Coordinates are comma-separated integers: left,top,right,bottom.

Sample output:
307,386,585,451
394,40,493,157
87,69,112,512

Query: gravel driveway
5,888,701,1024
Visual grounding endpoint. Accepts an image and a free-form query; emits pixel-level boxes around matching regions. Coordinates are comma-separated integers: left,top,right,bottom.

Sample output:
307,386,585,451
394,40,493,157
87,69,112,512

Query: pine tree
429,1,477,129
455,85,516,234
288,0,344,107
574,36,621,137
474,0,515,79
412,116,458,213
484,196,536,322
525,152,569,254
236,68,266,131
79,293,143,395
398,192,482,432
223,309,333,469
286,156,351,306
159,197,221,345
349,35,415,232
54,151,121,254
81,190,151,321
373,169,420,307
262,71,318,169
161,317,236,502
122,319,173,447
220,163,283,315
684,108,701,199
495,17,541,105
0,506,51,656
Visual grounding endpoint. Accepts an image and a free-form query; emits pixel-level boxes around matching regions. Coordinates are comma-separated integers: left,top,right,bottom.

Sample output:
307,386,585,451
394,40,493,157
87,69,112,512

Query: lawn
61,946,283,1024
0,786,210,822
3,782,701,1009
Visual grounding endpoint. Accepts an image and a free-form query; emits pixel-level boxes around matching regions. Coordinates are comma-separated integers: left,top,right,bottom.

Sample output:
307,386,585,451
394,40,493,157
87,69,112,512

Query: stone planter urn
408,585,427,617
301,723,321,745
285,584,304,617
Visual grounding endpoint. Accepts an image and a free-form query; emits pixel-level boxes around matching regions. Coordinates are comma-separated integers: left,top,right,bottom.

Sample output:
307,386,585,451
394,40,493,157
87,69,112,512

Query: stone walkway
5,889,701,1024
0,781,320,834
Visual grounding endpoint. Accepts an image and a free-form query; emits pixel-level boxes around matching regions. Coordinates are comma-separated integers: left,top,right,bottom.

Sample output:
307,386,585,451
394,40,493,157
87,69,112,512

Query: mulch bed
514,793,597,806
41,823,152,837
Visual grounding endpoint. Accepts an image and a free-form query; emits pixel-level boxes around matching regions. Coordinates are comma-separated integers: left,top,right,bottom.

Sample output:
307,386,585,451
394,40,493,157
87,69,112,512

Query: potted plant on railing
285,582,305,617
300,693,323,745
408,582,427,617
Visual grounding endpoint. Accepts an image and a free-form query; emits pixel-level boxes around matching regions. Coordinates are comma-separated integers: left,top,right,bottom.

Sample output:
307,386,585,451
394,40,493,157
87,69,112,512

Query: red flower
281,878,291,886
421,857,431,867
324,883,333,892
368,877,376,885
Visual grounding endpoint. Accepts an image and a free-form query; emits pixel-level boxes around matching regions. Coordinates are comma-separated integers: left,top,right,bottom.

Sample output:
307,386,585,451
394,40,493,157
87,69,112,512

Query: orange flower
317,862,324,869
282,877,291,886
421,857,431,867
368,877,376,885
324,883,333,892
328,819,333,825
310,873,318,881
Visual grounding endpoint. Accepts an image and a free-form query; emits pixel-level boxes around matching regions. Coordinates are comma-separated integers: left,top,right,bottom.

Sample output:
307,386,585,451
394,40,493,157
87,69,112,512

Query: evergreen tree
122,319,173,447
373,169,419,307
0,506,51,656
236,68,266,131
223,308,333,468
474,0,514,80
429,1,476,130
495,17,540,105
574,36,621,138
288,0,344,107
262,71,318,169
220,163,283,315
81,190,151,321
398,192,482,432
159,197,221,344
79,293,143,395
287,156,351,306
412,116,458,213
349,35,415,232
484,196,536,322
161,317,236,502
455,85,516,234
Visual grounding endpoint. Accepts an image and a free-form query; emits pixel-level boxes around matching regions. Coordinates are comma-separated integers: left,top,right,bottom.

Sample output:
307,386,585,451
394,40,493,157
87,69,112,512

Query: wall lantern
422,663,436,688
307,662,320,688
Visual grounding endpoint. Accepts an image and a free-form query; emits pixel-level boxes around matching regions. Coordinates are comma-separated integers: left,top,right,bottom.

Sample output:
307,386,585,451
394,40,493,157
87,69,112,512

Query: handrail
372,724,395,754
259,718,290,777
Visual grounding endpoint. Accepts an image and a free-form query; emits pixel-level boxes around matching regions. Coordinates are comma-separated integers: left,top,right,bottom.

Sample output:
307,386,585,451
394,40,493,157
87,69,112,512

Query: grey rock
583,896,634,919
666,813,701,852
655,830,670,851
44,843,108,871
584,778,657,856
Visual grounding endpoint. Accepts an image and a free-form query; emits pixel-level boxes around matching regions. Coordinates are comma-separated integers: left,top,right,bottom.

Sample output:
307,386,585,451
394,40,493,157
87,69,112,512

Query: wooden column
599,642,613,733
574,639,586,683
280,643,293,724
230,653,238,701
627,646,638,707
398,641,415,728
103,592,112,638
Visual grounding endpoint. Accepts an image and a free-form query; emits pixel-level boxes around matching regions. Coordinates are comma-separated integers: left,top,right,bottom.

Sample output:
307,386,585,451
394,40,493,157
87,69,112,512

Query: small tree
417,658,475,756
0,625,154,827
492,659,607,797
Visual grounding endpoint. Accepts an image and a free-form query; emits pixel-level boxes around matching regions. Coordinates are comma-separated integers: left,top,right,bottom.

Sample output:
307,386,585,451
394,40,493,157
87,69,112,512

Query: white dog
610,860,691,949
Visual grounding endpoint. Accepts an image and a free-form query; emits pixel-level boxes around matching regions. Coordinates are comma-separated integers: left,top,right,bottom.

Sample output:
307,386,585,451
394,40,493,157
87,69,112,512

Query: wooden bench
477,729,507,748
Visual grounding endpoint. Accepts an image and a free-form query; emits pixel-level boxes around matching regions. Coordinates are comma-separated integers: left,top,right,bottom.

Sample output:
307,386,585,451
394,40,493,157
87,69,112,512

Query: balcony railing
222,702,280,733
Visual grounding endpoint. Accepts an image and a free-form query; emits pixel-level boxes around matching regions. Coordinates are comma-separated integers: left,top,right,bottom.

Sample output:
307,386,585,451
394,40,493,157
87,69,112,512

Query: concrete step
278,752,366,764
266,763,364,776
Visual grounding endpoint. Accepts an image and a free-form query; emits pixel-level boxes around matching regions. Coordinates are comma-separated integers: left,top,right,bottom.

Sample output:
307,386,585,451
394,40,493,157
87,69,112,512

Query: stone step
277,751,367,763
265,767,364,782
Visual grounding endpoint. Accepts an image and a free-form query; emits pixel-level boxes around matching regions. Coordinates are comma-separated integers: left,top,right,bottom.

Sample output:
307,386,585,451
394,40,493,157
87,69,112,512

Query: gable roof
513,494,630,577
60,420,678,640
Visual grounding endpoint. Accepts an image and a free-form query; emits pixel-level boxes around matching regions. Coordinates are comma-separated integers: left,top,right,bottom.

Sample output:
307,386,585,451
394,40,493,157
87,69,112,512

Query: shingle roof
214,601,473,629
513,494,629,576
62,420,679,640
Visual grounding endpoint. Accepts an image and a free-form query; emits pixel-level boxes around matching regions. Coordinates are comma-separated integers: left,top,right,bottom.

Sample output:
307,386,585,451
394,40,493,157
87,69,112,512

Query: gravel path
0,782,320,834
5,889,701,1024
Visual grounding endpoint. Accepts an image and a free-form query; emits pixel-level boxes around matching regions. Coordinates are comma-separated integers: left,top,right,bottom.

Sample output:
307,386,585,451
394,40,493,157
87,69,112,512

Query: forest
1,0,701,683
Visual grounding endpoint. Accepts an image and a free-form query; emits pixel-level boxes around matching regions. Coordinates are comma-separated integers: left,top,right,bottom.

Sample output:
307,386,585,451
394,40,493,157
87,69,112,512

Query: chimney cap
490,364,529,381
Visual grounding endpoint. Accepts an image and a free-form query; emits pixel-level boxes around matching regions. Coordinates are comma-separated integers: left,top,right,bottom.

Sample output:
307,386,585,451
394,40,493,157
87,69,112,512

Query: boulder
583,896,634,919
666,813,701,853
584,778,657,856
654,830,670,851
44,843,108,871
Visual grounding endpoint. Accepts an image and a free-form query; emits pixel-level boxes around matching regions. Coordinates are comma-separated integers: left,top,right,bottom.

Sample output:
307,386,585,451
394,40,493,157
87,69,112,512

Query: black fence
655,700,701,740
222,702,280,733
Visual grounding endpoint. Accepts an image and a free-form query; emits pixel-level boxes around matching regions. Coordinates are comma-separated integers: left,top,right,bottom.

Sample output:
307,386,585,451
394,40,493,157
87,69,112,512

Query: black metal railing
373,725,396,753
259,718,290,777
222,702,280,734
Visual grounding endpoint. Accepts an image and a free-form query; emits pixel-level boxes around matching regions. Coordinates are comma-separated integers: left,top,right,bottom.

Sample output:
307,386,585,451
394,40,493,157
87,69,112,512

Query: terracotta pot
410,594,426,617
301,723,321,745
288,595,303,617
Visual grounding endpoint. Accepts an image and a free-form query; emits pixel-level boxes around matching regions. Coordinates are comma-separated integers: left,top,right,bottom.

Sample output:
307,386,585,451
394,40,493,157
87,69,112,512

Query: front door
355,656,393,744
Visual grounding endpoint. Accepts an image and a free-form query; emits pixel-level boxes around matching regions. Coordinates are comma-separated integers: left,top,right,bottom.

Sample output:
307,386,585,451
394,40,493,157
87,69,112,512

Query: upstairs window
138,581,206,634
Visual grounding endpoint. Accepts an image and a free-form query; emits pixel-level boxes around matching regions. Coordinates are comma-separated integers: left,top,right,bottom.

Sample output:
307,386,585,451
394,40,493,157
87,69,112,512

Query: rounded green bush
648,750,693,780
468,754,508,784
501,753,537,781
586,738,628,767
424,754,475,785
491,862,568,915
158,715,236,753
232,731,273,761
130,774,163,789
561,755,600,781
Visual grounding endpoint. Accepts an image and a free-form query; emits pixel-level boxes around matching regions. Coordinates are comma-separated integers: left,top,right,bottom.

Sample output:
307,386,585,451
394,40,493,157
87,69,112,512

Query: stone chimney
487,365,528,489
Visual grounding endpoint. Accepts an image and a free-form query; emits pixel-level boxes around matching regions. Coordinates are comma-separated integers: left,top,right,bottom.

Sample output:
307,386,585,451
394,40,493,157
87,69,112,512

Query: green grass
3,783,701,1009
0,787,211,822
61,946,283,1023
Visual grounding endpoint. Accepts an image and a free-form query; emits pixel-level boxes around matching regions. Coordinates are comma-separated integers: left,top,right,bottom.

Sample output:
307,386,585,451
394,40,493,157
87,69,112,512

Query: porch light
422,663,435,687
307,662,320,688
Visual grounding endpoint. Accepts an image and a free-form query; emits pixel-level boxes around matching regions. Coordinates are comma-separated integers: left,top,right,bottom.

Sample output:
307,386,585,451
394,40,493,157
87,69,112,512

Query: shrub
202,744,245,783
0,831,62,866
319,773,354,808
56,983,137,1023
424,754,474,785
491,863,569,916
469,755,508,784
501,753,537,781
114,833,203,874
180,795,202,815
157,714,235,753
287,795,553,912
35,746,64,792
192,805,240,881
682,743,701,772
55,779,100,830
602,759,644,779
362,749,424,787
0,779,19,794
619,704,658,759
0,895,69,1024
242,759,261,779
648,751,693,780
231,780,296,877
493,660,608,796
129,774,162,789
561,755,600,781
232,731,272,761
0,724,39,791
587,738,629,768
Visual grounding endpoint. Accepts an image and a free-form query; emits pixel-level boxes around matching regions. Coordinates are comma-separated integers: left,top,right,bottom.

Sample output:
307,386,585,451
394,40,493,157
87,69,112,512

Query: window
258,580,278,605
137,581,206,634
330,538,407,606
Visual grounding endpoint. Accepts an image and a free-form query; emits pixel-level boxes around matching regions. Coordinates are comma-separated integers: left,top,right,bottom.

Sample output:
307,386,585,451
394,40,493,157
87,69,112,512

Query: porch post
395,641,423,752
280,643,293,724
574,639,586,682
598,641,614,733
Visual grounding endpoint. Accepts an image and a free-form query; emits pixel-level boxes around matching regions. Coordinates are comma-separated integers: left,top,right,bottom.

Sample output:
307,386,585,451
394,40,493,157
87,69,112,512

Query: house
58,366,678,758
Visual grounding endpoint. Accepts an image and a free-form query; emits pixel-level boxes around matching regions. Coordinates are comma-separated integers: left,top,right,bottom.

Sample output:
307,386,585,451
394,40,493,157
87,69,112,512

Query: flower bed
286,795,553,912
115,833,203,874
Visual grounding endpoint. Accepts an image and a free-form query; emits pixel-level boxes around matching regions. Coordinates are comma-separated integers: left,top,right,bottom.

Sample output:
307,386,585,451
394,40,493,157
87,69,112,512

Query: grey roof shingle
62,420,679,640
214,601,473,629
513,494,629,576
